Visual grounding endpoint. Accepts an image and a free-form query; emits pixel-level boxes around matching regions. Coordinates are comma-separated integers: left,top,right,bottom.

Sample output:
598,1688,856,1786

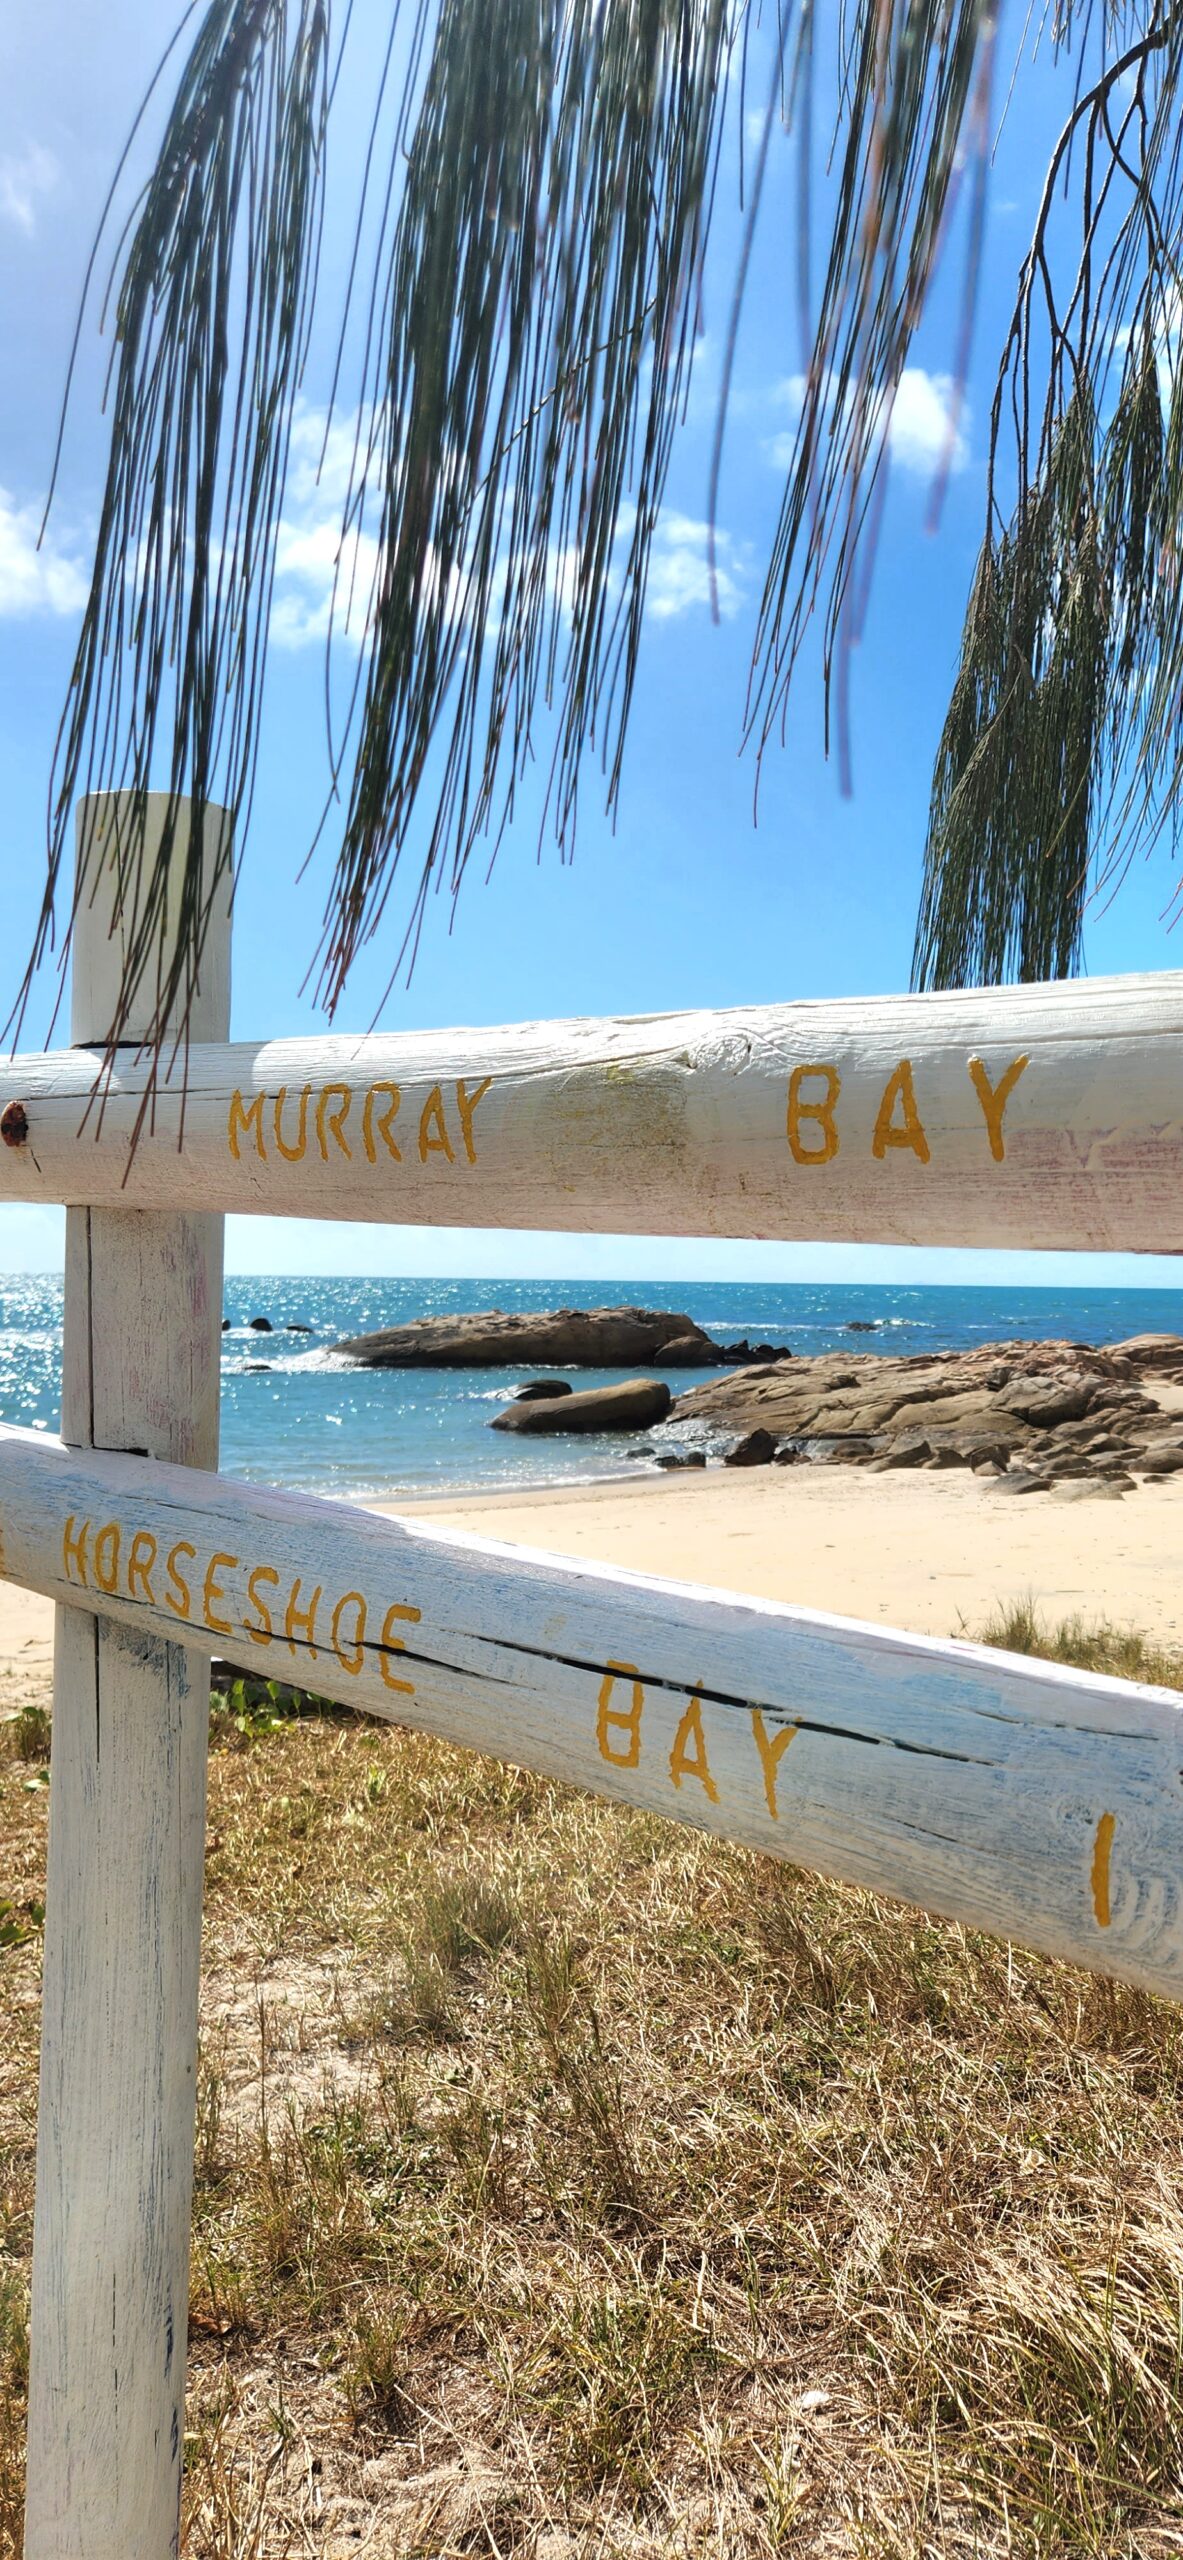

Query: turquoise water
1,1274,1180,1501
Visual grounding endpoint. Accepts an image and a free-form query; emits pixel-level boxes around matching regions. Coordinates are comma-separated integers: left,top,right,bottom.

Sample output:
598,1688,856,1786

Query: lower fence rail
4,1417,1183,2003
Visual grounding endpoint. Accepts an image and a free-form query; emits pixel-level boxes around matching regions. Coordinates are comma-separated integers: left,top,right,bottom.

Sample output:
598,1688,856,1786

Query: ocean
2,1273,1181,1503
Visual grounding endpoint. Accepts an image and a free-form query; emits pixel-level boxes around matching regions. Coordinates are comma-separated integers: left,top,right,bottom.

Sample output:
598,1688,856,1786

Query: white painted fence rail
5,1416,1183,2003
3,972,1183,1248
5,789,1183,2557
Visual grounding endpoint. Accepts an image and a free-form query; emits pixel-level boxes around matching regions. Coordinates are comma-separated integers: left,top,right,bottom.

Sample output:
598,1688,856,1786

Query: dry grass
2,1630,1183,2556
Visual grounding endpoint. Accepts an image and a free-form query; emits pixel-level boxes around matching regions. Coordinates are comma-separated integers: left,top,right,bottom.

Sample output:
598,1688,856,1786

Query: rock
682,1449,707,1468
221,1318,231,1332
243,1360,272,1371
286,1322,313,1333
924,1430,1012,1470
867,1431,932,1470
514,1378,573,1401
845,1319,879,1332
670,1335,1164,1492
1137,1446,1183,1475
1108,1333,1183,1371
993,1472,1052,1496
248,1315,273,1333
652,1336,715,1367
724,1428,778,1467
996,1373,1098,1428
1051,1481,1127,1502
338,1306,732,1368
773,1444,802,1465
491,1378,673,1434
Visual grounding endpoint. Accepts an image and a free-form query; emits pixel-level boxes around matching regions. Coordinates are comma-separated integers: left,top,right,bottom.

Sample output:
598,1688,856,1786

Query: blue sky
1,1,1180,1290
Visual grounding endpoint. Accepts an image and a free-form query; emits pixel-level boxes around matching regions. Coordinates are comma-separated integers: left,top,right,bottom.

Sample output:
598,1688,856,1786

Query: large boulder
1109,1334,1183,1372
491,1378,673,1434
337,1306,730,1368
997,1373,1098,1428
724,1428,777,1467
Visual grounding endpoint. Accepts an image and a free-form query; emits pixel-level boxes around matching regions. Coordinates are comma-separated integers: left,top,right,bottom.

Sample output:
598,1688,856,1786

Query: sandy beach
5,1462,1182,1688
392,1464,1183,1644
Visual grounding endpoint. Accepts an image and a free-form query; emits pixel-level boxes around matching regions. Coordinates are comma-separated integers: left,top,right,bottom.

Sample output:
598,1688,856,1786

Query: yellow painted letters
165,1540,196,1620
246,1564,280,1645
668,1694,718,1802
968,1054,1028,1162
62,1514,90,1588
787,1063,841,1165
127,1529,158,1604
93,1522,121,1596
315,1085,353,1161
362,1083,402,1164
871,1060,930,1163
597,1664,645,1769
273,1084,311,1161
285,1578,322,1657
455,1076,492,1165
418,1085,455,1164
331,1590,368,1675
202,1552,238,1638
228,1089,266,1161
379,1600,420,1694
1091,1811,1115,1928
750,1710,798,1819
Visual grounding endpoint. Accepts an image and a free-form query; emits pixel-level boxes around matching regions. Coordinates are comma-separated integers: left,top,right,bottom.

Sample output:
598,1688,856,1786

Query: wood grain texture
2,973,1182,1248
4,1421,1183,2004
23,794,230,2560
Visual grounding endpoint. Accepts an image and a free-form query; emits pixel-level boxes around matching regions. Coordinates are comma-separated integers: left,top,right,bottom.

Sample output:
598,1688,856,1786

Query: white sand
393,1464,1183,1646
5,1465,1181,1688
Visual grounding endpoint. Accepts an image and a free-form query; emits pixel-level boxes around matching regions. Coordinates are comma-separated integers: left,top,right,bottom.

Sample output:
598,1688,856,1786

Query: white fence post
25,795,232,2560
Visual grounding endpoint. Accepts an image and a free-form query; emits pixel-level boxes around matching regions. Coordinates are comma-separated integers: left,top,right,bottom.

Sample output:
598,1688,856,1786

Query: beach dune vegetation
3,1618,1183,2552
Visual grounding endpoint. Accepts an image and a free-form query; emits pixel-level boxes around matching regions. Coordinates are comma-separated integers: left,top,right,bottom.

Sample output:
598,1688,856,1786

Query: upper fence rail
3,972,1182,1250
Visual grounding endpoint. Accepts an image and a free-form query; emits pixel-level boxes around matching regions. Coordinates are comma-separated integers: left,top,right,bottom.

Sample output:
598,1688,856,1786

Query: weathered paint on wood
2,972,1182,1250
23,795,231,2560
4,1420,1183,2004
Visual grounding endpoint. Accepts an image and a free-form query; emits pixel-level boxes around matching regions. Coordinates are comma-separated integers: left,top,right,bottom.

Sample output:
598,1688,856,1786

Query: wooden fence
2,791,1182,2556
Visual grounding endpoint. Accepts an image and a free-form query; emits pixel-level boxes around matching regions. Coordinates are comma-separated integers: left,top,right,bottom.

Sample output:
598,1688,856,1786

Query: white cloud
269,406,746,650
0,488,87,618
0,143,59,237
269,403,383,648
883,369,970,474
767,365,970,478
645,513,745,620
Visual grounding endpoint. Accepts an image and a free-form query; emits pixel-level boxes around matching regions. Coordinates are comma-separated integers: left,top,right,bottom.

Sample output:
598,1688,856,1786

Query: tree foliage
19,0,1183,1058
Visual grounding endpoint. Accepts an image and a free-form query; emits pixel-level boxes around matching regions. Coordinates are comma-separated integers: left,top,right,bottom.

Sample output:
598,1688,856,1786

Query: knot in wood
0,1101,28,1148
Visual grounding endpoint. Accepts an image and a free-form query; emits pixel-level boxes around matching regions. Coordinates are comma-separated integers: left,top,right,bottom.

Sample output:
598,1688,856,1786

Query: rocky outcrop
491,1378,673,1434
337,1306,748,1368
674,1335,1183,1490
